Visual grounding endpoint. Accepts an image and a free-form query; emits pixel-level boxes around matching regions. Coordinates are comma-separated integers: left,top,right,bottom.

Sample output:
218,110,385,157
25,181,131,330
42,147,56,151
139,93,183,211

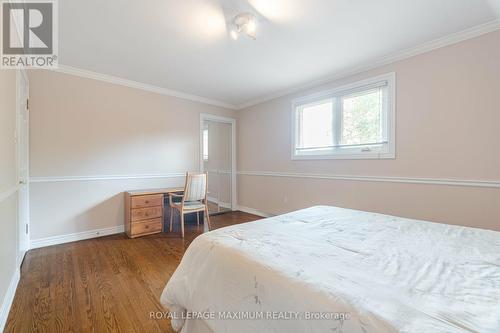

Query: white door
17,71,30,263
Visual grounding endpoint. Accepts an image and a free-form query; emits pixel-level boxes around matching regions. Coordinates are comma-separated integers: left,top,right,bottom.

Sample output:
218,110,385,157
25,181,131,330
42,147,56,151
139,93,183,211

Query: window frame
291,72,396,160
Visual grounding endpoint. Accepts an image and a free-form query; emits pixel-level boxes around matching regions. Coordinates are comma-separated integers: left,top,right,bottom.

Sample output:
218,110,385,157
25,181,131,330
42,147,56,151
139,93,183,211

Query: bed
160,206,500,333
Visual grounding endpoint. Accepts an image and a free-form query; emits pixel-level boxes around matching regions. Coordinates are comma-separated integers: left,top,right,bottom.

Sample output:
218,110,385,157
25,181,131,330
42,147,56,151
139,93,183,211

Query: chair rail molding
29,173,186,183
237,171,500,189
29,172,500,188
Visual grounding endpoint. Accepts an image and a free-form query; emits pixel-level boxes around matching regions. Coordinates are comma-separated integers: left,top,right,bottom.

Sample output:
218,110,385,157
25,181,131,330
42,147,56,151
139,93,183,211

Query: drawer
131,194,163,209
131,218,162,236
131,206,162,222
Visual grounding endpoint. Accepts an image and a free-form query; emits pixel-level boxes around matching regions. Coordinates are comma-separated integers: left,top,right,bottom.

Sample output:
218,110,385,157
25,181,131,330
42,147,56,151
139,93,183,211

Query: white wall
0,69,20,330
28,70,236,243
237,30,500,231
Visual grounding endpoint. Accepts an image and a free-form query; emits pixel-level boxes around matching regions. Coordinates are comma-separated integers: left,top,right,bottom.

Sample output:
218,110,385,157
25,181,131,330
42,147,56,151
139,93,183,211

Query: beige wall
237,30,500,231
26,30,500,241
0,69,19,325
28,70,236,241
0,72,17,188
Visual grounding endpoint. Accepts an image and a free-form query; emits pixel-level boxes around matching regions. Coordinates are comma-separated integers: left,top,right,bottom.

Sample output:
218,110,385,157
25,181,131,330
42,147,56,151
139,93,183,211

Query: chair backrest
183,172,207,202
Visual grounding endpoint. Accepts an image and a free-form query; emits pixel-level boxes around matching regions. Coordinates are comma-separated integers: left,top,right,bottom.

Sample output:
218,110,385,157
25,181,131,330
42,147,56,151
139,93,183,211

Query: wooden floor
5,211,261,333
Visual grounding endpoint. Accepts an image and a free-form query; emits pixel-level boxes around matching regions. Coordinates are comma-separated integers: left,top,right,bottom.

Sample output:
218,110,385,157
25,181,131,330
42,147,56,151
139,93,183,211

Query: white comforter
160,206,500,333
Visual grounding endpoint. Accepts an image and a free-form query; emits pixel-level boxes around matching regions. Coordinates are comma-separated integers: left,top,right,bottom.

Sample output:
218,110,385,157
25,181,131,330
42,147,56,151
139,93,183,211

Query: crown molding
41,19,500,111
235,19,500,110
237,171,500,189
50,65,238,110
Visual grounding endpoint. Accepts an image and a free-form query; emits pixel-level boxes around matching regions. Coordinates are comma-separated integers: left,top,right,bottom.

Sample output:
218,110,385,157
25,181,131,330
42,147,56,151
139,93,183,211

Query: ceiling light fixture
230,13,257,40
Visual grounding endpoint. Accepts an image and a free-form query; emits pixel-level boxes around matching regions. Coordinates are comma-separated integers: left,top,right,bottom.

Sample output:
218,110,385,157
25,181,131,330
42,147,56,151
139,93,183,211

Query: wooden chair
168,172,211,238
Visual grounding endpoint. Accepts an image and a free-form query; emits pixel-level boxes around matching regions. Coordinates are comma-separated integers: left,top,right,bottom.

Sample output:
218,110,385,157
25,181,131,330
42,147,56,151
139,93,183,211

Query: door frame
16,69,30,263
199,114,237,211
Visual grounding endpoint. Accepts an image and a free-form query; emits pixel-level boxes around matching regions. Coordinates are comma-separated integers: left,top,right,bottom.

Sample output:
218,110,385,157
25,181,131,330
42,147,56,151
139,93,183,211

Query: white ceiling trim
49,19,499,111
52,65,238,110
236,19,500,110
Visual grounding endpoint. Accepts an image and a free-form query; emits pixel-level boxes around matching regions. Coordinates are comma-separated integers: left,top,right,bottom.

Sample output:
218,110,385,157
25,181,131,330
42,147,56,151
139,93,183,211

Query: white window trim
291,72,396,160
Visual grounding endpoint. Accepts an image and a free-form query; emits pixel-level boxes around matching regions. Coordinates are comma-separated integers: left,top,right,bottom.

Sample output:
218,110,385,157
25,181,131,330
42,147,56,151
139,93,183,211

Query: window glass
341,89,382,146
299,100,333,150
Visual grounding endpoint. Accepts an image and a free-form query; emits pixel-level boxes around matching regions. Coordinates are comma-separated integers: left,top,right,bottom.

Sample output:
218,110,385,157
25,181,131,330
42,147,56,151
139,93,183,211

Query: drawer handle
145,200,149,204
145,225,149,229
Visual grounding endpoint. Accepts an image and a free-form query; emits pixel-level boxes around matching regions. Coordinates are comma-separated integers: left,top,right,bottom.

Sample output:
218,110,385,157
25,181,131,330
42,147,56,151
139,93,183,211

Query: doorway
16,70,30,263
200,114,236,215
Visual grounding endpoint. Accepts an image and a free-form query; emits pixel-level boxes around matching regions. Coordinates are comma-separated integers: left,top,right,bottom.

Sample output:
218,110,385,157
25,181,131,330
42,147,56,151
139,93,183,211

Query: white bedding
160,206,500,333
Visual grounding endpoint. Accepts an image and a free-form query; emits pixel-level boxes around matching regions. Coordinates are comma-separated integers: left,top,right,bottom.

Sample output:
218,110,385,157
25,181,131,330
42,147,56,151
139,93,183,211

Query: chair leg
204,206,211,231
170,207,174,232
180,212,185,238
196,211,200,226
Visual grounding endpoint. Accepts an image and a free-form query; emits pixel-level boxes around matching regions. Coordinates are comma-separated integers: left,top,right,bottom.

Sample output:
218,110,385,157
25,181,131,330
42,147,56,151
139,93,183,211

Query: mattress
160,206,500,332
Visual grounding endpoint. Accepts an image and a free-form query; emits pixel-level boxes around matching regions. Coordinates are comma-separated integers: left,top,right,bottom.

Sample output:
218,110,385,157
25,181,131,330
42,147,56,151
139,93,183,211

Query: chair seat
172,201,205,211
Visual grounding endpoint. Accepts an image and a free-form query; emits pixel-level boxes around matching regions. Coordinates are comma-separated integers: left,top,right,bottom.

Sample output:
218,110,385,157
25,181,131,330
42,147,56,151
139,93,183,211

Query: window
292,73,395,159
202,128,209,161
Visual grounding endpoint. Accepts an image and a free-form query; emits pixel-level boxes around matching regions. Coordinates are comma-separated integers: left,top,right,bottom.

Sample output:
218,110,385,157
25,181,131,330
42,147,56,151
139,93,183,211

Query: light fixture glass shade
245,19,257,39
230,29,239,40
232,13,257,40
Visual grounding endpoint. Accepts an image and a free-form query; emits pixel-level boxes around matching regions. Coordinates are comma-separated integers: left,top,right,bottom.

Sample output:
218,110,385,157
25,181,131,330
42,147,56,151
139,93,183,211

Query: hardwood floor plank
5,211,260,333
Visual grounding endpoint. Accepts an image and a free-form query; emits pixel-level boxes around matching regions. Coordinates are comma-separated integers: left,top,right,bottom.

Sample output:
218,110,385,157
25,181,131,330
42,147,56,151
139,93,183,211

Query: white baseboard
0,268,20,332
237,205,274,218
30,225,125,249
207,197,231,209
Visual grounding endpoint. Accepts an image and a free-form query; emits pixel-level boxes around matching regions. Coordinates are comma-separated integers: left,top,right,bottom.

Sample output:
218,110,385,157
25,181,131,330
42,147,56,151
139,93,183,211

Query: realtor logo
1,0,58,68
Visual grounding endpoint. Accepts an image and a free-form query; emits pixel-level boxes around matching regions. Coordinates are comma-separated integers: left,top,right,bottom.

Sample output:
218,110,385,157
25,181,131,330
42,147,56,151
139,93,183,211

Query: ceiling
59,0,500,108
